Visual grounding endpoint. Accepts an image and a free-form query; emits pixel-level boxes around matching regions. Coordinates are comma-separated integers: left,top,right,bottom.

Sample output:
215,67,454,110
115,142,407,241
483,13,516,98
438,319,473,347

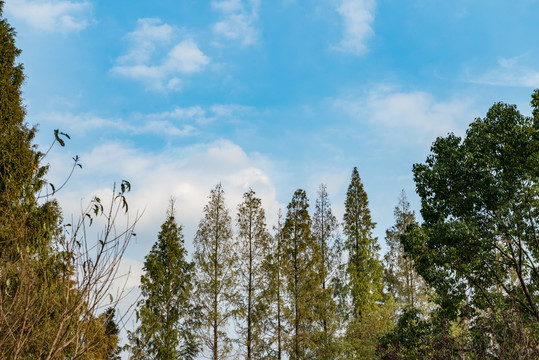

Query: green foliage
235,189,272,359
402,90,539,356
339,300,396,360
343,167,384,317
282,189,321,360
104,308,122,360
193,184,237,360
384,191,431,312
130,199,199,360
378,307,466,360
311,184,341,359
0,5,135,359
0,0,60,261
264,209,286,360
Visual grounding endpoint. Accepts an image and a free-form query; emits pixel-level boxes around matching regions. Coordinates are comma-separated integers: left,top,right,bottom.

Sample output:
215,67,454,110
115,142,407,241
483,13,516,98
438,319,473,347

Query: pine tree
129,199,199,360
282,189,320,360
384,190,430,311
311,184,340,359
343,167,383,318
194,184,237,360
235,189,272,360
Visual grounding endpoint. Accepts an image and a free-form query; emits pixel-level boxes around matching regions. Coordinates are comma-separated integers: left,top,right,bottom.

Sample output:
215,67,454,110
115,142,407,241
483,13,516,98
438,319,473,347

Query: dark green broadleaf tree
129,199,199,360
403,91,539,356
194,184,238,360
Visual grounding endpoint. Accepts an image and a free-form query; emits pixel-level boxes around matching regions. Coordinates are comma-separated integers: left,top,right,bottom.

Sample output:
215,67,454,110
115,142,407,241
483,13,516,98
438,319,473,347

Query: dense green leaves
401,91,539,356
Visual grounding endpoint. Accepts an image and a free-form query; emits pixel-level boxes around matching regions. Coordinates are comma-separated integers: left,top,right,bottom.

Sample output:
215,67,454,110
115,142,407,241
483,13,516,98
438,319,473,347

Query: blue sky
5,0,539,320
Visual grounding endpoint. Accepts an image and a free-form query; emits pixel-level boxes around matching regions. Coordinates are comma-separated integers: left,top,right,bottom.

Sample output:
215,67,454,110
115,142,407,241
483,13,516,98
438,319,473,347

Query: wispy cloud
154,104,255,125
467,56,539,88
211,0,261,46
333,0,376,55
4,0,93,33
41,112,197,137
333,86,478,144
111,18,210,91
41,104,256,136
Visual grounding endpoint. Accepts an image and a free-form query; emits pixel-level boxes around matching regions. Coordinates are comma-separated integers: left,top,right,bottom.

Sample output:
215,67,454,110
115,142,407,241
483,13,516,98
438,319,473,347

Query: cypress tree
312,184,340,359
0,0,60,259
384,190,431,311
194,184,237,360
236,189,272,359
264,209,286,360
343,167,383,318
282,189,320,360
129,199,199,360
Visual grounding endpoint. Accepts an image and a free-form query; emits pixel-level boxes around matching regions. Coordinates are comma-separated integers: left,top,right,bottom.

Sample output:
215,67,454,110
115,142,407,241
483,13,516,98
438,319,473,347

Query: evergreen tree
282,189,320,360
340,167,389,358
343,167,383,317
129,199,199,360
235,189,272,359
311,184,340,359
194,184,237,360
0,0,61,261
103,308,122,360
384,190,430,311
0,5,135,358
264,209,286,360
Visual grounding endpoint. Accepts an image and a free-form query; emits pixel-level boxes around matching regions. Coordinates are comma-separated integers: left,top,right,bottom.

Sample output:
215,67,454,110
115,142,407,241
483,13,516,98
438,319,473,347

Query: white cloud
212,0,261,46
40,103,256,137
41,111,198,137
116,18,175,65
111,18,209,91
50,139,281,256
334,0,376,55
333,87,478,144
467,56,539,88
4,0,92,33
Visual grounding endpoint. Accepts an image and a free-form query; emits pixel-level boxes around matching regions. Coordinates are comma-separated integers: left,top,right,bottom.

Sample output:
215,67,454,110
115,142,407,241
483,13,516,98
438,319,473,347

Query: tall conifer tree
384,190,430,311
343,167,383,317
235,189,271,359
0,0,60,260
282,189,320,360
129,199,199,360
312,184,340,359
194,184,237,360
341,167,389,358
265,209,286,360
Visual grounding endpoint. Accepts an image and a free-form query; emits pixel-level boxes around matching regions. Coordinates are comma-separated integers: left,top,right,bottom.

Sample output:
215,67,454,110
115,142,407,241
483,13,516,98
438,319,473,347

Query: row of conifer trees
128,167,429,359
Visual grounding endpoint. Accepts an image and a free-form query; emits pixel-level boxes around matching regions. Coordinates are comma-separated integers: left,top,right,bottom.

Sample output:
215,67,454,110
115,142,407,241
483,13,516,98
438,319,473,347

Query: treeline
2,1,539,358
128,85,539,360
127,169,416,359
